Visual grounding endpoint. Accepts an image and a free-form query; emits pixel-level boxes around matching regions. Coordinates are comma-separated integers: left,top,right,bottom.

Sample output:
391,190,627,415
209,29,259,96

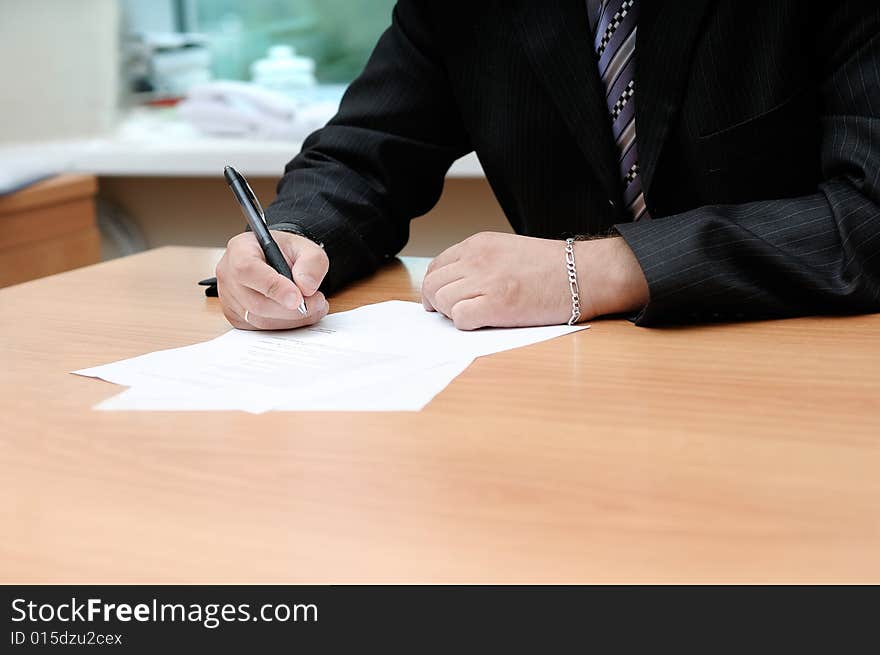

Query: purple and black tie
594,0,650,220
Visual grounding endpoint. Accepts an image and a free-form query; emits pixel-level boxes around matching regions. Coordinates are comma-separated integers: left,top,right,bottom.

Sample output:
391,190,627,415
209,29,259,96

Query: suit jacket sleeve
264,0,471,294
615,6,880,326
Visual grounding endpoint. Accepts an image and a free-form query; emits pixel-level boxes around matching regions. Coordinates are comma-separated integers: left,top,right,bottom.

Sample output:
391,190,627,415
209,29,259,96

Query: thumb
274,231,330,297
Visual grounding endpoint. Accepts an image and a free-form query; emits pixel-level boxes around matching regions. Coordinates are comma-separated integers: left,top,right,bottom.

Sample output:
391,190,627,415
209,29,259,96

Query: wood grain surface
1,246,879,583
0,174,100,286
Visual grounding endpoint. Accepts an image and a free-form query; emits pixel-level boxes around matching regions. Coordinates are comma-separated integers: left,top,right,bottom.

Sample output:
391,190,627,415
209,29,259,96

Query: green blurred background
193,0,397,82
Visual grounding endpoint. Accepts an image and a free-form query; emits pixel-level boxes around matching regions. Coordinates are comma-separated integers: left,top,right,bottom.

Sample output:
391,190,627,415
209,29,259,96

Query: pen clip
241,176,266,223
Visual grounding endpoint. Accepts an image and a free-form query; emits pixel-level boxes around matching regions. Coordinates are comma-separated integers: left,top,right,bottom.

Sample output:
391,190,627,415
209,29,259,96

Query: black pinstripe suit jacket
264,0,880,326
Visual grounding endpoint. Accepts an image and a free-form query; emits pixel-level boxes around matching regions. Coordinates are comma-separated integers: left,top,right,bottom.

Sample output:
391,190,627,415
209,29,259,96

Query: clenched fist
421,231,648,330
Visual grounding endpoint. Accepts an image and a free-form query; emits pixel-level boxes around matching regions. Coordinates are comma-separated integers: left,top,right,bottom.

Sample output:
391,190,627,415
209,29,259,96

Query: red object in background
145,96,184,107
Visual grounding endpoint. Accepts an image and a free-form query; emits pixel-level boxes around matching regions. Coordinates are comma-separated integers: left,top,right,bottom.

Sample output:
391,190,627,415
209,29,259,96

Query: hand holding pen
215,166,330,330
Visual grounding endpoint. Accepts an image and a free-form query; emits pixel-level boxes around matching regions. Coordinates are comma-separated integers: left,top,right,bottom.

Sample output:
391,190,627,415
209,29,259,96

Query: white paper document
74,301,587,413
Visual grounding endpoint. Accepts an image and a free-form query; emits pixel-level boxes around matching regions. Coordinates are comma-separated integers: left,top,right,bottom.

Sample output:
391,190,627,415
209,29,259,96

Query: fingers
238,306,330,331
236,286,327,321
421,261,465,311
242,294,330,331
421,239,485,327
424,241,463,279
450,296,489,331
227,290,330,331
274,230,329,297
422,262,486,329
220,291,251,331
237,259,305,312
431,278,481,319
220,233,302,310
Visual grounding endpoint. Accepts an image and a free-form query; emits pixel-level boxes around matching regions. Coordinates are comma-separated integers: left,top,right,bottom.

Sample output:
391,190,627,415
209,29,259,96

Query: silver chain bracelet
564,238,581,325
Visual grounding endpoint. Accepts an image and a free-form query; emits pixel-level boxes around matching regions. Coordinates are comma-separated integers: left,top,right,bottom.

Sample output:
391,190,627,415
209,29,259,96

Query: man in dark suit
215,0,880,330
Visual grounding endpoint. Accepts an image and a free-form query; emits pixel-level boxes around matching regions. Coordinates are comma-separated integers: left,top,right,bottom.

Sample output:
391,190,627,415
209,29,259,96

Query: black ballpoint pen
223,165,307,315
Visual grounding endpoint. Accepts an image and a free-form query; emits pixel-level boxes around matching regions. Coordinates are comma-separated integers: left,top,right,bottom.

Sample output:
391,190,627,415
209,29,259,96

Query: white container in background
251,45,316,95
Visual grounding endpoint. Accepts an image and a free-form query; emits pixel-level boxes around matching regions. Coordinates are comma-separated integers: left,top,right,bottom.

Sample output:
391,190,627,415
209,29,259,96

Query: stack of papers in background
74,301,587,413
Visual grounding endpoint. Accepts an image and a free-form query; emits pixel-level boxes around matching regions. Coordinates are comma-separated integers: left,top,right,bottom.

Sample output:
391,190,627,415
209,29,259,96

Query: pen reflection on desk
223,165,308,316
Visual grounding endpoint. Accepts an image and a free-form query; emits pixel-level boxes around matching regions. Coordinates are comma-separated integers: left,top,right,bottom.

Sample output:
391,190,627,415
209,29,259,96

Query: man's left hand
420,232,649,330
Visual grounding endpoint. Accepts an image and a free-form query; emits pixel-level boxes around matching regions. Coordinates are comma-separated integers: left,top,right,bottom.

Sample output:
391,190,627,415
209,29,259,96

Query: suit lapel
512,0,621,202
512,0,717,209
636,0,716,199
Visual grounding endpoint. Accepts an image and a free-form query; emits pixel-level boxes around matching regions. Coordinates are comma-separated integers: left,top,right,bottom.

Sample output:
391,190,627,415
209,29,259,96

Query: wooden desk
2,247,879,583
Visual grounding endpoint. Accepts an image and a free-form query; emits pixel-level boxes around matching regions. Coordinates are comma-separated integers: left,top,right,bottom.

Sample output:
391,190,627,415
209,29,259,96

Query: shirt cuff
268,222,323,247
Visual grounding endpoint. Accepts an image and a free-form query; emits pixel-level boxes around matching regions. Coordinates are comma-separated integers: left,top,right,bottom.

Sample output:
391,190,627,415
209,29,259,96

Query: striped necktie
594,0,650,220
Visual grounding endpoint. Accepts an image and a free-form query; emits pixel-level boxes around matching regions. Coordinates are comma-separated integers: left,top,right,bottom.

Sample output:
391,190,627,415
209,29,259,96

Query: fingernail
298,299,308,316
283,292,300,310
299,274,318,293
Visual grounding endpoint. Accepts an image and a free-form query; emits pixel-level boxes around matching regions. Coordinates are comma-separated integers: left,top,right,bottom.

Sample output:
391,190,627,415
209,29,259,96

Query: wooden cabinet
0,174,100,287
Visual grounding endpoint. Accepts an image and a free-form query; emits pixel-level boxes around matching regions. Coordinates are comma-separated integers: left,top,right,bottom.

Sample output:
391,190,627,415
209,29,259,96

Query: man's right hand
216,230,330,330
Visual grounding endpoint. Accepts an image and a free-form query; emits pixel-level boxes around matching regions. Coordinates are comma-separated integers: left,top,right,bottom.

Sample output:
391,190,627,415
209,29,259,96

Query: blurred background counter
0,0,510,283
